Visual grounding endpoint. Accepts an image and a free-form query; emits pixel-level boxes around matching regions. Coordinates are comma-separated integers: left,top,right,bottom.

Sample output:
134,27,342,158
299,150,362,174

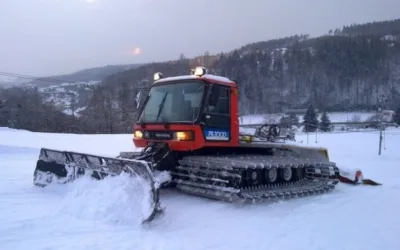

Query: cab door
201,84,231,142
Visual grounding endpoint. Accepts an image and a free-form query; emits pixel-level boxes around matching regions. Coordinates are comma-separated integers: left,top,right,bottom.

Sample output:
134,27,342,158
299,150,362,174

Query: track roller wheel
280,167,293,182
246,169,263,186
265,167,278,184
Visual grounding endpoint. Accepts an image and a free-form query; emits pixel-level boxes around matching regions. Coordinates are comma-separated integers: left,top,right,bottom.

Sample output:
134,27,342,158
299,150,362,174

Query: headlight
134,130,143,138
174,131,194,141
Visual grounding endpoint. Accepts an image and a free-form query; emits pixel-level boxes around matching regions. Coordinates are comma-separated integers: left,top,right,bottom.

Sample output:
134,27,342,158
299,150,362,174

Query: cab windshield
139,81,205,123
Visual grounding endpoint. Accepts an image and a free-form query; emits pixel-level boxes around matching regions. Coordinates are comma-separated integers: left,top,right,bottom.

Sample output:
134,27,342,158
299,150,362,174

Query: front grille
144,131,173,140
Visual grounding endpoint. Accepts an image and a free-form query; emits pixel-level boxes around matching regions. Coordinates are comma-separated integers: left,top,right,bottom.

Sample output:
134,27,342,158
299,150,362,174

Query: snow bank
0,144,38,155
0,127,139,157
0,127,31,133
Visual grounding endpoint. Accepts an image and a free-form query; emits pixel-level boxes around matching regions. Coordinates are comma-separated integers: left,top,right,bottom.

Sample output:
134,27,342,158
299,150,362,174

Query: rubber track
171,154,340,203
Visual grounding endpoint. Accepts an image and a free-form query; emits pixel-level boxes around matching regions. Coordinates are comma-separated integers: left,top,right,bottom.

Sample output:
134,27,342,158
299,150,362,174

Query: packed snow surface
1,127,400,250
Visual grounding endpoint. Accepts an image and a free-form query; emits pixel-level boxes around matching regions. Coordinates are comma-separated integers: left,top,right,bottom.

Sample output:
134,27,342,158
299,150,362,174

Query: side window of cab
205,84,230,115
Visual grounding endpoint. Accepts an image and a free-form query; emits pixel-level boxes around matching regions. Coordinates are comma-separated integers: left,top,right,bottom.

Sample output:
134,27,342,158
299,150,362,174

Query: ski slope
1,127,400,250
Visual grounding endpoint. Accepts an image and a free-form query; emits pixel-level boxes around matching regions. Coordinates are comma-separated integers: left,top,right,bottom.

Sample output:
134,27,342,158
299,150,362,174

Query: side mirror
135,87,150,109
135,92,142,109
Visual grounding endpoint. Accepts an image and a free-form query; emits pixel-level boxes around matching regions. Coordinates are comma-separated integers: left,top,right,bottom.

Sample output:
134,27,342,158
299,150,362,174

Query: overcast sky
0,0,399,77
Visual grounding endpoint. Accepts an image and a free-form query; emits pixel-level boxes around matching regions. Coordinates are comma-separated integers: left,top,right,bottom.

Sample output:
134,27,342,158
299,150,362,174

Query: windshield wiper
156,92,169,128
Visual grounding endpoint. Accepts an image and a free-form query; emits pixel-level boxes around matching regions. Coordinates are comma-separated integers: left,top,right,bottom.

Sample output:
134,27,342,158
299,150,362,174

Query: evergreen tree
302,105,319,132
320,111,332,132
393,107,400,125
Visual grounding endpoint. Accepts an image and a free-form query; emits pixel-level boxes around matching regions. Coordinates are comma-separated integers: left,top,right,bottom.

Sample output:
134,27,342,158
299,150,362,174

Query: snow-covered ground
1,127,400,250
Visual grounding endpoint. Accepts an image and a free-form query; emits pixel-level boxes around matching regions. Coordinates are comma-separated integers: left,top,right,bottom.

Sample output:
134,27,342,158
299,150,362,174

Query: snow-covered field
1,127,400,250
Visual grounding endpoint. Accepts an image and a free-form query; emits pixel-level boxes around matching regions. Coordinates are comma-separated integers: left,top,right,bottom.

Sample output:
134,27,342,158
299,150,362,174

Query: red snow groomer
32,66,380,223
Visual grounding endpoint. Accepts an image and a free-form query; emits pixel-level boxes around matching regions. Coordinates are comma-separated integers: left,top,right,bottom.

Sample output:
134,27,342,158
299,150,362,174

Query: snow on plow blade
33,147,162,223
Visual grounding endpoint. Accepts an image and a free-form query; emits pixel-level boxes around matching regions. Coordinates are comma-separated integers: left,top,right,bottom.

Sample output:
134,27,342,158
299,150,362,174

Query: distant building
381,110,394,122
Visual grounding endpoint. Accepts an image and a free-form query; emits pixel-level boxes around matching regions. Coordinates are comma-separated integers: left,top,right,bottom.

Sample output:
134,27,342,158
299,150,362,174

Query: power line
0,71,78,85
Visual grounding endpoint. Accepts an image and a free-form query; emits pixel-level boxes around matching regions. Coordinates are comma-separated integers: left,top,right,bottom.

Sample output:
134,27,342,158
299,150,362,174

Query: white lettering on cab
205,130,229,140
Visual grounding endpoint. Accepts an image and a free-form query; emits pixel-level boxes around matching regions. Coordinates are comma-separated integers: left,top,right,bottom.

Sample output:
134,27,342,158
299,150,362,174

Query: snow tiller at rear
34,66,373,224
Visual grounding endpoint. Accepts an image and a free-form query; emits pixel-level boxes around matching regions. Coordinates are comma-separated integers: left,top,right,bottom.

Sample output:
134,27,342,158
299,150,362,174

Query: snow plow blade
33,148,162,223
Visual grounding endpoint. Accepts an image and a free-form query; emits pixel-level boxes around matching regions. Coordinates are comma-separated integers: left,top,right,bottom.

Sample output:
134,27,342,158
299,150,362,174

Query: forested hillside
78,18,400,133
1,18,400,133
28,64,142,87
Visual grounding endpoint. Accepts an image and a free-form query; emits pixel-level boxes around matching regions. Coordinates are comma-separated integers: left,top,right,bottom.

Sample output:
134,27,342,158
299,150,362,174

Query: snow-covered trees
320,111,332,132
302,106,319,132
393,107,400,125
